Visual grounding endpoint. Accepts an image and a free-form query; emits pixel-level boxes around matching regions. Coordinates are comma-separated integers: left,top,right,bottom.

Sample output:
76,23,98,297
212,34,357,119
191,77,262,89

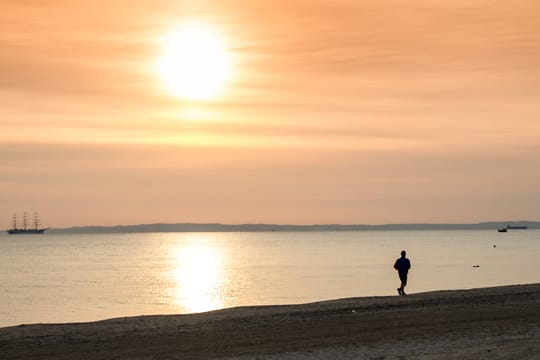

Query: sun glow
156,21,232,100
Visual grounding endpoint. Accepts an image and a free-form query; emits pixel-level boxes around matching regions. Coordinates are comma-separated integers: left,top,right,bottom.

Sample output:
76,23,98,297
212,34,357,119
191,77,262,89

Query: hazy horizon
25,219,540,233
2,1,539,228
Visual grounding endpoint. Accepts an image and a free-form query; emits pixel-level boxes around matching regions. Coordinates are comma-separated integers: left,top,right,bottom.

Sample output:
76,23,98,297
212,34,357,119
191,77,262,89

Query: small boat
7,213,48,234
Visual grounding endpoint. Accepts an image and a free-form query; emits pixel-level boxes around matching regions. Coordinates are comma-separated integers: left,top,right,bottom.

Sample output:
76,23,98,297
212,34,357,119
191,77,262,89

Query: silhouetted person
394,250,411,295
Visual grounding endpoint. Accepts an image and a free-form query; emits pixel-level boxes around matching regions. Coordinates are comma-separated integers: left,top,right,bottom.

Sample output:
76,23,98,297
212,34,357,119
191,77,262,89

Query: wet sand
1,283,539,359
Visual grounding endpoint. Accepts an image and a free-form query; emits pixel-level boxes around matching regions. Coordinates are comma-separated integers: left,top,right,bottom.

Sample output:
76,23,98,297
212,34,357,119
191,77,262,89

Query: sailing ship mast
22,212,28,231
12,214,18,231
33,212,41,231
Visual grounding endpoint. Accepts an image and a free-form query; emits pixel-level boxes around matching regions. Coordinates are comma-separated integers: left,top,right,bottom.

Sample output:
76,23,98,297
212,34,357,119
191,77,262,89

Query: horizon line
40,220,539,233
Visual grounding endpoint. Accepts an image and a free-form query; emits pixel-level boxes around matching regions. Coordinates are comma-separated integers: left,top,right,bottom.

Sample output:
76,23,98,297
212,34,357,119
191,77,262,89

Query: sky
1,0,539,228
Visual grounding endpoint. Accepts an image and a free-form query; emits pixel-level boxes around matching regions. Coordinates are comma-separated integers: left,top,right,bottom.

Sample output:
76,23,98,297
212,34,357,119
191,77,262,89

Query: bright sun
156,21,231,101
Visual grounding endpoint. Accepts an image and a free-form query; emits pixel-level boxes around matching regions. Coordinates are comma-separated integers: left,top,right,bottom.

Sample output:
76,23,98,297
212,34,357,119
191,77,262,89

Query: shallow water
1,230,538,327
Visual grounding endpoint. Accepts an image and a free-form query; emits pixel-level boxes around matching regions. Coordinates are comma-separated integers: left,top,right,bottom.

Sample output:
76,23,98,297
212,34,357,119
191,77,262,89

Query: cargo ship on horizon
497,224,528,232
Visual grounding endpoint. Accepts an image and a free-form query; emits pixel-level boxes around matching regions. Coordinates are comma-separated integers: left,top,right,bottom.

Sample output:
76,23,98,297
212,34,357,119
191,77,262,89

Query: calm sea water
1,230,539,327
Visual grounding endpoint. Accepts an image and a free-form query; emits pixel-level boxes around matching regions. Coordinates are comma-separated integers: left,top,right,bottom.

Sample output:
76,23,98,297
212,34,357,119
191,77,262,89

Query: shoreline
1,283,539,359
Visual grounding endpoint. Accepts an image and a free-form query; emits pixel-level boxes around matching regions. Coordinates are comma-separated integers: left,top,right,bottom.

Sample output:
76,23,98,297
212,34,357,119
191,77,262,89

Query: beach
1,283,539,359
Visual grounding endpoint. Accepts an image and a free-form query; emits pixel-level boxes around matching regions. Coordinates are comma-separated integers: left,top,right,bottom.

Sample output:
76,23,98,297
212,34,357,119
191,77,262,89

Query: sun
156,21,231,101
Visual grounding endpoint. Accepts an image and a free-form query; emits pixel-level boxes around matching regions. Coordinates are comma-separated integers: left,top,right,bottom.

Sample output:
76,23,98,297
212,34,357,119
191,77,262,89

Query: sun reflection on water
169,238,226,313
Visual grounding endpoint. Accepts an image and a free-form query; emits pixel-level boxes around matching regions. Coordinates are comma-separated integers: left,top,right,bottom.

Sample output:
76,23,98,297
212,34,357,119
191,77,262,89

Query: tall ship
7,213,48,234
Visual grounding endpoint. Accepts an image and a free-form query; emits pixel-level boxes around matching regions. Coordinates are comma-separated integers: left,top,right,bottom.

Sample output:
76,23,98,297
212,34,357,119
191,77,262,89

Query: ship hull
7,229,47,234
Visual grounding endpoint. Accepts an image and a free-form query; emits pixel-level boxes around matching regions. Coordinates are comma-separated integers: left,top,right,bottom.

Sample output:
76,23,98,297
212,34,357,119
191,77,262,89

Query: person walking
394,250,411,296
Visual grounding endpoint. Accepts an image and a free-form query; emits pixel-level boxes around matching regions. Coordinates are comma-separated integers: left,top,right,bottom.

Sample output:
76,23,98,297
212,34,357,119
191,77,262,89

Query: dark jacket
394,257,411,274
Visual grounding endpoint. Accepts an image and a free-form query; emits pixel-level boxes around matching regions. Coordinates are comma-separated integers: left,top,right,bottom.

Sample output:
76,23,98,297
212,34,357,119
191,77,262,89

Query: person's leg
399,273,407,295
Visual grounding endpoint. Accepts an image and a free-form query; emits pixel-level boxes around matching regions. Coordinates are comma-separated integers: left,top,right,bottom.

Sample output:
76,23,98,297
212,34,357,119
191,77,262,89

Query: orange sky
1,1,539,227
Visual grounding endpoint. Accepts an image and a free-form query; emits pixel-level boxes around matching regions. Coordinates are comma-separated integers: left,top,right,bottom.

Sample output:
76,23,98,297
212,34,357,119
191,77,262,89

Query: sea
1,230,539,328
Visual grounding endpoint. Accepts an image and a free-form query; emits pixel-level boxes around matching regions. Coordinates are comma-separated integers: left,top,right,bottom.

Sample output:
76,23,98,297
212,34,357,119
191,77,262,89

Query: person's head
401,250,406,257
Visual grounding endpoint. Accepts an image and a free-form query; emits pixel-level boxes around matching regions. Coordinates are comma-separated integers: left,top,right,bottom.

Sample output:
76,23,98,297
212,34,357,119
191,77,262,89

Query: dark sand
1,284,539,359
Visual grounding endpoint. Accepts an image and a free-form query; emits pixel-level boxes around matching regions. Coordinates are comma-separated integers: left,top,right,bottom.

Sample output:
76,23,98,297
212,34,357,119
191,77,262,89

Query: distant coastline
46,221,540,234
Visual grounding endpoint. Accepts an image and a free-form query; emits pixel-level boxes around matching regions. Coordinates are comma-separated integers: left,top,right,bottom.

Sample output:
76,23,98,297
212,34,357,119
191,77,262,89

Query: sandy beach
1,283,539,359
